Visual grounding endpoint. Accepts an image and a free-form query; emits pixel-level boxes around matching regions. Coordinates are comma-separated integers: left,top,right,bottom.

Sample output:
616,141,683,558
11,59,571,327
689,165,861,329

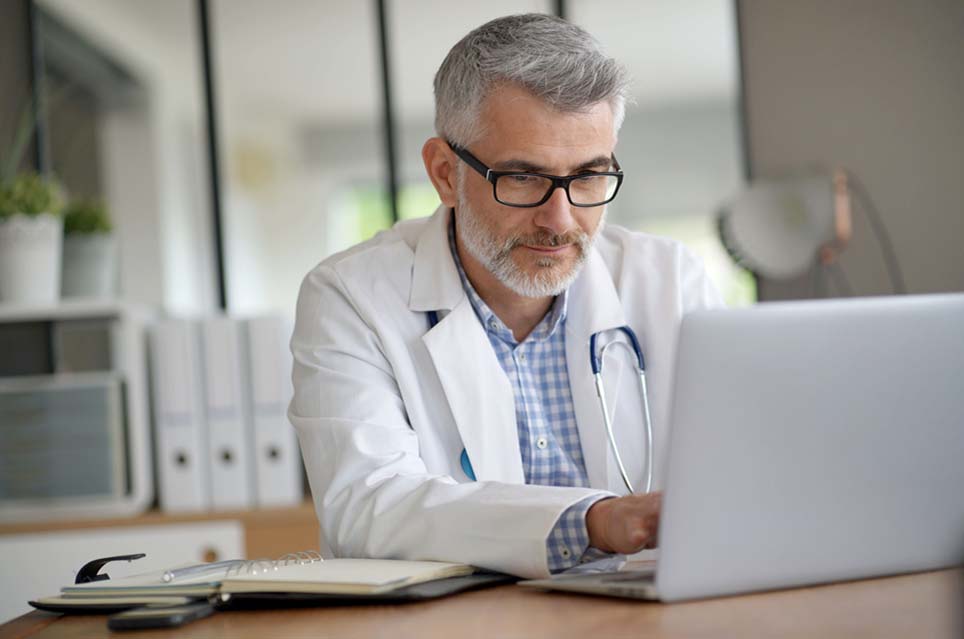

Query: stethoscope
428,310,653,494
590,326,653,495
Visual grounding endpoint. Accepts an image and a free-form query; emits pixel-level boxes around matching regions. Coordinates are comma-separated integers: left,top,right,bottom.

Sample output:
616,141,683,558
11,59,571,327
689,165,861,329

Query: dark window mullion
375,0,400,224
197,0,227,311
554,0,567,20
26,0,49,174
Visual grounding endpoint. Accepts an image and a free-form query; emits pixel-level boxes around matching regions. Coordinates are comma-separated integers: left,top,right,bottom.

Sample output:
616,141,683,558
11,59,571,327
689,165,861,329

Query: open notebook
32,554,479,611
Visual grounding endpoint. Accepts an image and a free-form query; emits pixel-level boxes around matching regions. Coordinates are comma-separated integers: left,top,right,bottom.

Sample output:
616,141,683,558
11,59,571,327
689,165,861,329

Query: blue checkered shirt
447,223,609,571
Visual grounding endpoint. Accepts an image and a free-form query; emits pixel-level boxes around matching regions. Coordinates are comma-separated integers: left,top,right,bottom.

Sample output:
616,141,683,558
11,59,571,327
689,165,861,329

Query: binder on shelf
243,316,303,507
201,316,254,510
149,319,210,512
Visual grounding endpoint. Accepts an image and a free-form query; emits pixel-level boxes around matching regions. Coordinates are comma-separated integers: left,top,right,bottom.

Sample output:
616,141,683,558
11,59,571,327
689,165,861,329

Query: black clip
75,553,147,584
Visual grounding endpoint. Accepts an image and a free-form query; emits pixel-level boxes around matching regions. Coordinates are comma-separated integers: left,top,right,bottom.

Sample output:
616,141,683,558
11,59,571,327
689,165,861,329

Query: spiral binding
225,550,323,577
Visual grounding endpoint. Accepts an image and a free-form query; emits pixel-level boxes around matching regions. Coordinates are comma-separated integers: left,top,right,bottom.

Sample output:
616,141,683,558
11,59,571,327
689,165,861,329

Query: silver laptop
521,293,964,602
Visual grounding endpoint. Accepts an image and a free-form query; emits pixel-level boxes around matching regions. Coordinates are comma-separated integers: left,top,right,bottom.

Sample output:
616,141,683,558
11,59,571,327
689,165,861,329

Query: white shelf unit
0,300,154,522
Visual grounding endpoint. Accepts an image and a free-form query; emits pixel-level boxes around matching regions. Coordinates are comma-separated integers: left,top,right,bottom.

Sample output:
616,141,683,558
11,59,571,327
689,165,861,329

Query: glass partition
212,0,387,314
569,0,753,305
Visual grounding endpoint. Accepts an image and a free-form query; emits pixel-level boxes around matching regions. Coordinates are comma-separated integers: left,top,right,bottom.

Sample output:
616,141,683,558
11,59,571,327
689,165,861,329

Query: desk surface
4,569,961,639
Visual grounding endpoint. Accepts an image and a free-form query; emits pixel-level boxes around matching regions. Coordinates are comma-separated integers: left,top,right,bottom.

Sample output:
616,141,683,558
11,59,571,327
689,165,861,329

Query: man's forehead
487,148,614,174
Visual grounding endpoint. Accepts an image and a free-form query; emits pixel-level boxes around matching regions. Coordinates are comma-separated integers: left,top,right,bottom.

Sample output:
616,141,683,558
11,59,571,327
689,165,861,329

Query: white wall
739,0,964,299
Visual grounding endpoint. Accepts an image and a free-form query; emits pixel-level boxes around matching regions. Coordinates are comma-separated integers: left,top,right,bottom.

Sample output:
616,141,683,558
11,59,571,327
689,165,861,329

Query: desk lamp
717,170,904,296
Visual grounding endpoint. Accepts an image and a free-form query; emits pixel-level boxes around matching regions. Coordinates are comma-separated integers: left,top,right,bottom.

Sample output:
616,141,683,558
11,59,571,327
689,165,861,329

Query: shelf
0,299,150,322
0,502,320,559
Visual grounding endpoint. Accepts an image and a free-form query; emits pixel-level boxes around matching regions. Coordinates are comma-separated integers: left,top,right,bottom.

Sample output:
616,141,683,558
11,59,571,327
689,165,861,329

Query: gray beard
454,190,603,299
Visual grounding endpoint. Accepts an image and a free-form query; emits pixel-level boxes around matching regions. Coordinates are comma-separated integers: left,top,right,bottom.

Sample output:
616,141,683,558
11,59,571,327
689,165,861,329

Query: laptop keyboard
598,570,657,583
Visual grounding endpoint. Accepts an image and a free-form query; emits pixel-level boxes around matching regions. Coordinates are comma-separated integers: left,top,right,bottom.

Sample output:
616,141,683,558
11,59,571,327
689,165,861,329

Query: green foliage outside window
344,182,440,245
637,216,756,307
398,184,440,220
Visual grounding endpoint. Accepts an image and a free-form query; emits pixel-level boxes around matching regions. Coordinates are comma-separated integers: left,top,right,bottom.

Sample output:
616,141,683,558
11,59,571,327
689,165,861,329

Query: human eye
508,173,539,183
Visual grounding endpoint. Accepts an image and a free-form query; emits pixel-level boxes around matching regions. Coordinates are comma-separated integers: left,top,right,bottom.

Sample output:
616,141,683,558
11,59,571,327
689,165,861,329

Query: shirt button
561,547,571,559
518,352,527,362
488,319,498,330
536,436,548,449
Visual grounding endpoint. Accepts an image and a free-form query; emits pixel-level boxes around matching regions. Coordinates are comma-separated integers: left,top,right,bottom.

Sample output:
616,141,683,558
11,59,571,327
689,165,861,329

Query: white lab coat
289,205,723,579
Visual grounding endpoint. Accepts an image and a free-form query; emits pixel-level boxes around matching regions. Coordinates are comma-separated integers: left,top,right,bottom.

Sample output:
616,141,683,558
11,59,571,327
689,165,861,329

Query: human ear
422,137,458,208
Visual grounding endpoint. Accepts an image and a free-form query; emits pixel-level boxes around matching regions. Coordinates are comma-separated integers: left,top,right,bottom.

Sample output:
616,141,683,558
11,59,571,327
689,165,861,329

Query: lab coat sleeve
678,245,726,312
288,264,609,579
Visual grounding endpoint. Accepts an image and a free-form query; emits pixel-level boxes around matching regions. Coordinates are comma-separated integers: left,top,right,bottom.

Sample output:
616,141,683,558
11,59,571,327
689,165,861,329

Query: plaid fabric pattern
447,223,603,571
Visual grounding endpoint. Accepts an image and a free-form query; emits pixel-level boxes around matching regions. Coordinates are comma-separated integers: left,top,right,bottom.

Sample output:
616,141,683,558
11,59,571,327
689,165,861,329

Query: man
289,14,722,579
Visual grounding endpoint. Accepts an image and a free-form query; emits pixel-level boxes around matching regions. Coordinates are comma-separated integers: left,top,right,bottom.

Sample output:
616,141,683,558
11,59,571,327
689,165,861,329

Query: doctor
289,14,722,579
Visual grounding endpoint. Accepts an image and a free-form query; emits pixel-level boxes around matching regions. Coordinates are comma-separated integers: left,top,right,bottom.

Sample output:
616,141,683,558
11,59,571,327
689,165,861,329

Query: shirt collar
447,213,567,344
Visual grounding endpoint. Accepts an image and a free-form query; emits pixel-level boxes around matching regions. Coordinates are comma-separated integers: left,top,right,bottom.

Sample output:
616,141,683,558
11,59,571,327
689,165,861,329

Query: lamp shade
717,175,840,280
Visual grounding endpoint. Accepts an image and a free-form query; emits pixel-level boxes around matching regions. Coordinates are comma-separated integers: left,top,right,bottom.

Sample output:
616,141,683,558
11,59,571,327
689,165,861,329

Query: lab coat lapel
412,207,524,485
566,248,629,493
409,205,463,313
423,303,523,484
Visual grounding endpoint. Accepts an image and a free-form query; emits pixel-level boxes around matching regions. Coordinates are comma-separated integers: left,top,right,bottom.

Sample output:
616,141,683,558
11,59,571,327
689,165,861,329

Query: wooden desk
2,569,960,639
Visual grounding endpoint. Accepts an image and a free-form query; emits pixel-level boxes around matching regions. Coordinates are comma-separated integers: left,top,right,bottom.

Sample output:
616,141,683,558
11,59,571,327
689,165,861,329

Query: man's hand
585,492,662,554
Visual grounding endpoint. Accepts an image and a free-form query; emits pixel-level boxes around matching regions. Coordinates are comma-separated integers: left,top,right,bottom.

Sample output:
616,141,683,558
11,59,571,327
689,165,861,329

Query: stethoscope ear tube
637,370,654,494
594,372,636,494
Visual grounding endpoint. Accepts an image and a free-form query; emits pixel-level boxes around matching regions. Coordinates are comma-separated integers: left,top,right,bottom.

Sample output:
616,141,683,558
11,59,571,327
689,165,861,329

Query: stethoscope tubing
592,335,654,495
429,309,652,495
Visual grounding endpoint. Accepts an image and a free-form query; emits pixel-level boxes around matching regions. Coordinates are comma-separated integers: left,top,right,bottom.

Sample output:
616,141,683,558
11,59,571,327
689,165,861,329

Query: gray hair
434,14,629,148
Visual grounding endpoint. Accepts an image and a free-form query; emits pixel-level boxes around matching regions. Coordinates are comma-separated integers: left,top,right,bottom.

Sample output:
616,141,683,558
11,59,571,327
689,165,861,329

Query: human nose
532,184,576,236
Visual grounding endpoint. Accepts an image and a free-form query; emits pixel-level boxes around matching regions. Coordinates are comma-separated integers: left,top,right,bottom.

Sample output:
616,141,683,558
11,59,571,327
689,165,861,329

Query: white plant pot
62,233,117,299
0,213,63,304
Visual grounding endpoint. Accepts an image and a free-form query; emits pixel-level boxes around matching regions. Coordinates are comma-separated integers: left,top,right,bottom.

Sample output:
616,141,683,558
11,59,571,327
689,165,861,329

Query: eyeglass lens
495,173,619,206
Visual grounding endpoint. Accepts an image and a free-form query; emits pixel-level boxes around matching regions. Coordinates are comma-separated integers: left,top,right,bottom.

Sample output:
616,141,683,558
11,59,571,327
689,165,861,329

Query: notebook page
223,559,473,587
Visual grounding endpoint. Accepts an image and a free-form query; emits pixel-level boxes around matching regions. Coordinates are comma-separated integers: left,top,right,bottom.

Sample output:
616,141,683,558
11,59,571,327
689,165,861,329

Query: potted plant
61,198,116,298
0,172,65,304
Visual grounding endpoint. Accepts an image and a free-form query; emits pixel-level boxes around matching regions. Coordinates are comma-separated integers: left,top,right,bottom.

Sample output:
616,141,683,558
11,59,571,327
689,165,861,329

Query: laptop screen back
656,293,964,602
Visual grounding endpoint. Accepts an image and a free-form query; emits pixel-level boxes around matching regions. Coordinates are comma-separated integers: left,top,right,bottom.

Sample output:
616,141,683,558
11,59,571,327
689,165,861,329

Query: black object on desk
108,601,215,631
75,553,147,583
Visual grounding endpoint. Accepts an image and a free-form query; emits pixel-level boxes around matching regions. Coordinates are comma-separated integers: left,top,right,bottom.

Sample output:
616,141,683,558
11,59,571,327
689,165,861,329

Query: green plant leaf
3,173,65,217
64,198,112,234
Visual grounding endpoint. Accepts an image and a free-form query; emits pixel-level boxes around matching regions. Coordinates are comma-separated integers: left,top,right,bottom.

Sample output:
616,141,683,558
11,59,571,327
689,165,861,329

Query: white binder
243,316,303,507
149,319,210,512
201,316,255,510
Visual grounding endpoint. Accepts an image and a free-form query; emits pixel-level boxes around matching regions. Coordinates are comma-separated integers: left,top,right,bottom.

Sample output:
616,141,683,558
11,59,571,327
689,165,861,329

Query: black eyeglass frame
447,142,624,208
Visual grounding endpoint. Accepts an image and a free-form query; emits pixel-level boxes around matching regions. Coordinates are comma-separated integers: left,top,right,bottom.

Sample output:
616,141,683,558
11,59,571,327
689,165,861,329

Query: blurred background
1,0,962,624
5,0,960,316
2,0,753,318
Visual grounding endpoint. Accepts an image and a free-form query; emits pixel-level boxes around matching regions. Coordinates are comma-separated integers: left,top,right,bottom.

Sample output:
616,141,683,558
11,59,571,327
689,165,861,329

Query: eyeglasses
447,142,623,208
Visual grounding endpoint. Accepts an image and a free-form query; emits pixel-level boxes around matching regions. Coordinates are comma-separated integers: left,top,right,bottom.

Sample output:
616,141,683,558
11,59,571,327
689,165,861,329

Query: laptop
521,293,964,602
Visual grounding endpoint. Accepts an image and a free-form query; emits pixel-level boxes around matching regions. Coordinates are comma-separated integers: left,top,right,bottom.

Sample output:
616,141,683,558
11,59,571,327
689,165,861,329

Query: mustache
505,230,589,250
